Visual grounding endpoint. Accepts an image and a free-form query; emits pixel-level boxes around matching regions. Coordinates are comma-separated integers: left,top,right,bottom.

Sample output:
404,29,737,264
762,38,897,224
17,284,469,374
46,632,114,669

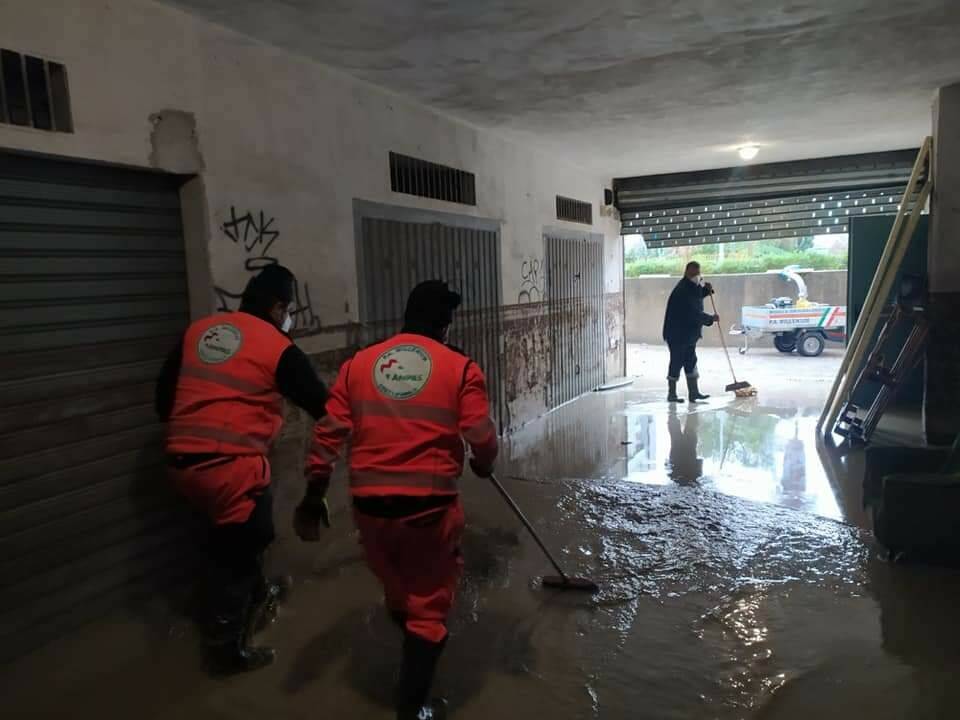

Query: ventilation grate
389,152,476,205
556,196,592,224
0,49,72,133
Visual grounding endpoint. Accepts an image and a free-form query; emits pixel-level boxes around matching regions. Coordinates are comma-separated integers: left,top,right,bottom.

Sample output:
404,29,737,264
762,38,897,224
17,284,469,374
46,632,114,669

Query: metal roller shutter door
545,233,605,408
357,216,505,433
615,149,918,247
0,151,192,660
619,186,910,248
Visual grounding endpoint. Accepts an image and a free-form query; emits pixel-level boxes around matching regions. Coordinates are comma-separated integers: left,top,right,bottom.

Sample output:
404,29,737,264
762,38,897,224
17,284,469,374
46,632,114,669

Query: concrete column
924,82,960,445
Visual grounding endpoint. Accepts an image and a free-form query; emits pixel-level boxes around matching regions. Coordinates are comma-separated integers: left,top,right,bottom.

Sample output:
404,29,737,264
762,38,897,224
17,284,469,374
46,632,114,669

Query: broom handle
488,473,569,582
709,291,739,384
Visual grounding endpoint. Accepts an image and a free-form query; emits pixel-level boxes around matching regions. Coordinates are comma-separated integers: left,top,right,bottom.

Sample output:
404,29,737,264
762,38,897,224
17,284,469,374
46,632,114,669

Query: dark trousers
667,343,699,381
207,486,276,623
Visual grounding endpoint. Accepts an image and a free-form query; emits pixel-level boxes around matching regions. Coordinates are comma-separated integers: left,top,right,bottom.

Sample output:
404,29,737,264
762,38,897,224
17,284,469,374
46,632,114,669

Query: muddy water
6,385,960,719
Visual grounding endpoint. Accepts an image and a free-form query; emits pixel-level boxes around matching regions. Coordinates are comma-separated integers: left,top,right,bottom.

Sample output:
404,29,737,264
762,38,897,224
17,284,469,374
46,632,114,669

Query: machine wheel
774,333,797,353
797,331,826,357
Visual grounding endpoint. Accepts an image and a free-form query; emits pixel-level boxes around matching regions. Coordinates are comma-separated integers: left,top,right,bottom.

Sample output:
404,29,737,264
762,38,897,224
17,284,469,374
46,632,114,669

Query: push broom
708,291,756,397
488,473,599,592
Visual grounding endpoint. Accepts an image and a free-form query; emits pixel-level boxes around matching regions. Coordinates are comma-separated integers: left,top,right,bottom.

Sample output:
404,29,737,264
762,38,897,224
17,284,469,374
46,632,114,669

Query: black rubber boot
396,633,447,720
252,576,292,633
667,379,685,403
687,376,710,403
206,600,276,674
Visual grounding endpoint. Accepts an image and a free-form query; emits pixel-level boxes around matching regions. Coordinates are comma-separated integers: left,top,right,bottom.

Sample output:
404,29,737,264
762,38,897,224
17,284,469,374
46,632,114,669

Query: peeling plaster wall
0,0,623,431
501,303,552,432
148,110,205,173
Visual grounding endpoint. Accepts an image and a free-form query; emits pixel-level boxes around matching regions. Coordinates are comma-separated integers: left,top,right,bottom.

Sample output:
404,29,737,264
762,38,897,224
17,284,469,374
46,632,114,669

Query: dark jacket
662,277,714,346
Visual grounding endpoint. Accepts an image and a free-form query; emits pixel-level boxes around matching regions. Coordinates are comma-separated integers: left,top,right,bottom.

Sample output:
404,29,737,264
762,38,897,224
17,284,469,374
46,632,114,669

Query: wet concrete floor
6,348,960,719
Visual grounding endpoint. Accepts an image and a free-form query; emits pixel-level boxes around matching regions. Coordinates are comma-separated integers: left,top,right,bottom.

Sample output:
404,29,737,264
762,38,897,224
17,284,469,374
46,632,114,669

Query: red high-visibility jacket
307,333,498,497
166,311,291,456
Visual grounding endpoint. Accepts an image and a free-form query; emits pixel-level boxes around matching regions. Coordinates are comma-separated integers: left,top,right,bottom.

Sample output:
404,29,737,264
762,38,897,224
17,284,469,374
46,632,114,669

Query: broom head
542,576,600,592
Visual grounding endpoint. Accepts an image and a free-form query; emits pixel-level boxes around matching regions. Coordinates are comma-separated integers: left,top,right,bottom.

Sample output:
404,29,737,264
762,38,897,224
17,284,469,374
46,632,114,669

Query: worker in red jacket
155,265,328,673
296,280,497,720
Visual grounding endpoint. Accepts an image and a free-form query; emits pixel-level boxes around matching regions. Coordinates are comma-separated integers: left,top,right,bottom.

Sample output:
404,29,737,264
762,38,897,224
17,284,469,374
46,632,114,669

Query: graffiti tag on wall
213,206,322,336
517,257,543,304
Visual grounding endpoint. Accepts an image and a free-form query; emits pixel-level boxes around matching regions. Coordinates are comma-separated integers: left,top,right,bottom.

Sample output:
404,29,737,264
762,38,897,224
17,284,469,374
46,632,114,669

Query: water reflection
666,407,702,484
505,389,844,521
780,424,807,507
626,404,840,520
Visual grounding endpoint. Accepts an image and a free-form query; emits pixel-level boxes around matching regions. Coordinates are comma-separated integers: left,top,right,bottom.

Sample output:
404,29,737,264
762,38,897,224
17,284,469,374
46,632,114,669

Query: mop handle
708,291,739,383
488,473,569,582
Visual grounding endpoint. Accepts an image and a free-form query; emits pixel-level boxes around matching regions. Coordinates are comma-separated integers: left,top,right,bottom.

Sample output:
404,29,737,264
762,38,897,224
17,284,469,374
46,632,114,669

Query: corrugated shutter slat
0,151,194,660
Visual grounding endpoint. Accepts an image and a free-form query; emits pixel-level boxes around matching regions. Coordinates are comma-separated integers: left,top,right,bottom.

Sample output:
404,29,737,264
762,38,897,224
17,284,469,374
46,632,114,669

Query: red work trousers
169,455,270,525
354,498,465,644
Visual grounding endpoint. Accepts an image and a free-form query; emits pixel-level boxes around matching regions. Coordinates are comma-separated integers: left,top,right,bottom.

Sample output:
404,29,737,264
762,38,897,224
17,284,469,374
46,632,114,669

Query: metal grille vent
389,152,476,206
0,49,72,132
621,186,914,248
556,196,592,225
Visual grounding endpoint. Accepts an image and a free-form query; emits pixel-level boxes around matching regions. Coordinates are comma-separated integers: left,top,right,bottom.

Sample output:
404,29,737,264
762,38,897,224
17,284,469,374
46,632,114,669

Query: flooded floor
6,347,960,719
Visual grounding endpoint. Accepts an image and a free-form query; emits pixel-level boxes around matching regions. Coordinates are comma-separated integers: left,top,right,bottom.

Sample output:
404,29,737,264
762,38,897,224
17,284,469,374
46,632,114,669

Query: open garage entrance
609,147,935,540
615,149,919,412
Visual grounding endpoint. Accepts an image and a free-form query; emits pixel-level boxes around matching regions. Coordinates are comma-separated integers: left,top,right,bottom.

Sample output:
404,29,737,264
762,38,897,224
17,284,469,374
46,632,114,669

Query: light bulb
738,145,760,161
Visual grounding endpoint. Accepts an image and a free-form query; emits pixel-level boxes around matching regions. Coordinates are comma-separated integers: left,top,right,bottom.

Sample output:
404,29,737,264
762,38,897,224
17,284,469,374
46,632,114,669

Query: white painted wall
0,0,622,359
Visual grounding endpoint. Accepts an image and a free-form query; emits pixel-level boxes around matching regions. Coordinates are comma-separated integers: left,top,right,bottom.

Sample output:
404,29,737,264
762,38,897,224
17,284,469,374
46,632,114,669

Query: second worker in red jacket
295,280,498,720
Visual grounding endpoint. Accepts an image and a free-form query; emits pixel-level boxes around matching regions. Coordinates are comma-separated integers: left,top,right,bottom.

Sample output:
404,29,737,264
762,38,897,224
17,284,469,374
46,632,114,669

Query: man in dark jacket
662,261,719,403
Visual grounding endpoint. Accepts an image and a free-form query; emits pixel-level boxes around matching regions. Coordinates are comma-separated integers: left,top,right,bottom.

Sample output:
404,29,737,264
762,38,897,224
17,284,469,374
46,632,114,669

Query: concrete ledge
863,445,952,506
874,471,960,561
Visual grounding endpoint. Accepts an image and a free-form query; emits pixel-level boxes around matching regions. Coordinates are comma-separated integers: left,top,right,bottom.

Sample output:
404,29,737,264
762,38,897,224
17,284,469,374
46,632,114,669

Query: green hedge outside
625,248,847,277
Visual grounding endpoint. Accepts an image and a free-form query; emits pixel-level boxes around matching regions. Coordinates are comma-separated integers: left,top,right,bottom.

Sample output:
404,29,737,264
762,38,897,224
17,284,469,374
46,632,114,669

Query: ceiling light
738,145,760,161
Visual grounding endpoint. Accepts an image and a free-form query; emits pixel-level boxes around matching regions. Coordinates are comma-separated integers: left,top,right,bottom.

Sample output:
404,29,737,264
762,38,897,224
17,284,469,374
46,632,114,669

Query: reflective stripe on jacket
308,333,498,497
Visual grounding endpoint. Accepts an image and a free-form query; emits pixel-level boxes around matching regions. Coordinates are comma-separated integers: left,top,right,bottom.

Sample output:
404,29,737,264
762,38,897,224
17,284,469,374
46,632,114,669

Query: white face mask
281,313,293,333
691,274,703,286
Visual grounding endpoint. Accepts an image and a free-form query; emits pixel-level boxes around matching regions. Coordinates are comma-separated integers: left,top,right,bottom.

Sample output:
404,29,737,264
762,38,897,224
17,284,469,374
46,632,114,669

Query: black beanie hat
404,280,461,330
241,264,295,310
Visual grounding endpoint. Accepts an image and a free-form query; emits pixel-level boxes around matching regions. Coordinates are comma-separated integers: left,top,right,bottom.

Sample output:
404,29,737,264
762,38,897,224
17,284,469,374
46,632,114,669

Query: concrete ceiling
160,0,960,177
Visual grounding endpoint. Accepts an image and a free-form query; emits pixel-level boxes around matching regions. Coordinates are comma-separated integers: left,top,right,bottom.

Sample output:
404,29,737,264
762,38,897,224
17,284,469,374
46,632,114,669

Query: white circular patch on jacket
374,344,432,400
197,323,243,364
